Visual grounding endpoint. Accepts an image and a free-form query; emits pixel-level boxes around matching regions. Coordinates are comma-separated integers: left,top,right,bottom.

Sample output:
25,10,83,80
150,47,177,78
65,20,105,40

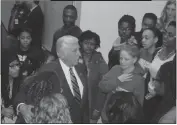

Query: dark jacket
15,46,45,76
24,5,44,48
8,3,29,37
151,56,176,123
14,59,89,123
51,25,82,57
83,51,108,116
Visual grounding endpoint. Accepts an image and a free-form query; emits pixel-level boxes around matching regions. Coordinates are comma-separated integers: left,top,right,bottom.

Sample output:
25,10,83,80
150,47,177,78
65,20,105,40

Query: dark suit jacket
25,5,44,48
14,59,89,123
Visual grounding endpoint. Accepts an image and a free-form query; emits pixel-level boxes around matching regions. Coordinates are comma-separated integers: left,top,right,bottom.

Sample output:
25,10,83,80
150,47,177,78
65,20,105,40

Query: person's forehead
143,18,154,24
120,22,130,28
63,9,76,15
143,30,154,36
84,38,96,43
20,31,31,36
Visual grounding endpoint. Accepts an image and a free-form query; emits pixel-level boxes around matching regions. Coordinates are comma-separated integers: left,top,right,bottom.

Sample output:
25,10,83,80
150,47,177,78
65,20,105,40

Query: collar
59,58,73,70
30,5,38,12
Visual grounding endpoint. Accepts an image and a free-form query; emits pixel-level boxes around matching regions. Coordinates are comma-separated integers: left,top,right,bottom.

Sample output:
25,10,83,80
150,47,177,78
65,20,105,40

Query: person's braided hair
25,71,55,107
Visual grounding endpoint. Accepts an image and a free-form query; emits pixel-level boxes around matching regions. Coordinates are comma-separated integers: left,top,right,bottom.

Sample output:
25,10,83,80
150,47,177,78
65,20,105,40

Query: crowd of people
1,0,176,124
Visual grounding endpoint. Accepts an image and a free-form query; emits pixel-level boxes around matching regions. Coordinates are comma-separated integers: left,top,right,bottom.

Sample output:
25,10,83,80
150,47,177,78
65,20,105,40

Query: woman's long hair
32,93,72,123
1,49,20,107
159,0,176,28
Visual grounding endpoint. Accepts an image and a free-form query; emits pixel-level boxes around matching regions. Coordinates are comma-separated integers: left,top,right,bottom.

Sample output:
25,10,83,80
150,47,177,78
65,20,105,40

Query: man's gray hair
56,35,79,55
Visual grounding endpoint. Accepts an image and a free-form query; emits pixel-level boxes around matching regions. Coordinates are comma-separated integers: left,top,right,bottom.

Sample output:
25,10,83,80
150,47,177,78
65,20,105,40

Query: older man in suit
14,35,89,123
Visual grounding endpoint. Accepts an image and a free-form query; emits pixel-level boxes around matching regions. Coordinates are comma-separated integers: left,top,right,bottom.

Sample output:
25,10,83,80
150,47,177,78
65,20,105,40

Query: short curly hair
32,93,72,123
78,30,101,48
118,15,136,33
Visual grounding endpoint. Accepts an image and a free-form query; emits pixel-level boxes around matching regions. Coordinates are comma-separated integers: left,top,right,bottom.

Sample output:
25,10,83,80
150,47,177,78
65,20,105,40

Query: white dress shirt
30,5,38,12
59,59,84,98
24,5,38,24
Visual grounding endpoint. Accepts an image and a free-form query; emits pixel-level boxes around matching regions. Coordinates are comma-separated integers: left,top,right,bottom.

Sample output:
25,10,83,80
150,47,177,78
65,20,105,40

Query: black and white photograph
1,0,176,124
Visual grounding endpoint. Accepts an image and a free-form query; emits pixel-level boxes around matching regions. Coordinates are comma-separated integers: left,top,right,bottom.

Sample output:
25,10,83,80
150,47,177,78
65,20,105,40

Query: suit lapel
56,61,75,105
75,64,88,106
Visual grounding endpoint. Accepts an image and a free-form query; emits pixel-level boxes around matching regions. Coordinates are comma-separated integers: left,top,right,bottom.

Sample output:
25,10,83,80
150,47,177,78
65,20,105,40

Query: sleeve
158,106,176,124
99,66,120,93
13,81,27,112
81,68,90,123
133,76,145,106
51,31,58,57
25,10,43,30
68,26,82,38
108,48,120,70
98,53,109,76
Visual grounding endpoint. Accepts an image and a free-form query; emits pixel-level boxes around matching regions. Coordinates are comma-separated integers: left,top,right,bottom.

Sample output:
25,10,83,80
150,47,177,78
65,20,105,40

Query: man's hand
117,73,133,82
19,104,34,123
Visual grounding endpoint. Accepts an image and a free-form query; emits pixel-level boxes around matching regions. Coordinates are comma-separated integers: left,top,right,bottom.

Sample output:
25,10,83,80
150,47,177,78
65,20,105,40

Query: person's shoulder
75,62,88,76
71,25,82,35
28,46,43,55
34,5,42,13
74,25,82,31
154,47,162,56
54,27,63,35
92,51,105,61
110,65,121,72
112,37,121,47
39,60,60,72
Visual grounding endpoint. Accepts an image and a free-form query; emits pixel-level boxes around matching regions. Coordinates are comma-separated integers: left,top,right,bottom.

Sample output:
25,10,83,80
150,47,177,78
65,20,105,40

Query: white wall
80,1,166,63
42,1,73,50
1,0,15,29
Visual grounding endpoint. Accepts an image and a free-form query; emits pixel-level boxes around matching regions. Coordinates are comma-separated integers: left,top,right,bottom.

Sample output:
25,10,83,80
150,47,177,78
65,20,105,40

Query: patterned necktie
69,68,81,104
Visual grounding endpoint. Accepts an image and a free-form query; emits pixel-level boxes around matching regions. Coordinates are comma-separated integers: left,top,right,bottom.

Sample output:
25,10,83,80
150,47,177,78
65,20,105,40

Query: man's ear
17,36,20,40
57,49,66,59
154,36,158,44
133,57,138,64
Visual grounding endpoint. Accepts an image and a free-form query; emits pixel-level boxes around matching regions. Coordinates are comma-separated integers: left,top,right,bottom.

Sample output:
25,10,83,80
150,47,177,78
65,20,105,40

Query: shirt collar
30,5,38,12
59,58,73,70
